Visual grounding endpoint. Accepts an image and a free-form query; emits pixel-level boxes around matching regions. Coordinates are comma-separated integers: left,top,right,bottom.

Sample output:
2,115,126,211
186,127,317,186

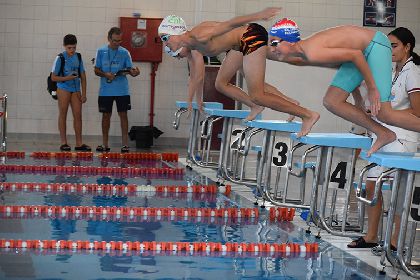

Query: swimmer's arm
352,88,363,107
351,87,368,112
310,48,377,90
187,50,205,111
193,7,281,42
266,50,305,65
310,47,381,115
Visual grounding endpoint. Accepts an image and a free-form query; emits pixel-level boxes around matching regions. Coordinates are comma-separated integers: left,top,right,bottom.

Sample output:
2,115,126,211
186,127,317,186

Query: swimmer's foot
367,130,396,156
245,105,264,121
296,111,320,137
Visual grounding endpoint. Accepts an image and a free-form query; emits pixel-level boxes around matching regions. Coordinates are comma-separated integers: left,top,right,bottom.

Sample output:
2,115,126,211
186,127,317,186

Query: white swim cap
158,15,187,36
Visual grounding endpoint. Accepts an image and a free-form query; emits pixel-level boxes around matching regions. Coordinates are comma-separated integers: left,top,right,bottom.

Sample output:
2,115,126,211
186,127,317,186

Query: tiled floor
4,132,420,279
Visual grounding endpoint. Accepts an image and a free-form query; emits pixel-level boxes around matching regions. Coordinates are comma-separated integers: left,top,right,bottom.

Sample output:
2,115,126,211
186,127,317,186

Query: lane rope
0,239,319,255
0,164,184,177
0,182,231,196
0,151,178,162
0,211,259,225
0,205,294,221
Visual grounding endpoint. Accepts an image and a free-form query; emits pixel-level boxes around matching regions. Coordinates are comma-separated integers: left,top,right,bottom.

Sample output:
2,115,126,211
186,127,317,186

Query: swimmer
159,9,320,136
268,18,420,155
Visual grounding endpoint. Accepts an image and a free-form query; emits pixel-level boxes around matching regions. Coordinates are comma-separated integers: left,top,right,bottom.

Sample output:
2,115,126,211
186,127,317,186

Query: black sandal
96,145,110,152
347,237,378,248
121,146,130,153
75,144,91,151
60,144,71,151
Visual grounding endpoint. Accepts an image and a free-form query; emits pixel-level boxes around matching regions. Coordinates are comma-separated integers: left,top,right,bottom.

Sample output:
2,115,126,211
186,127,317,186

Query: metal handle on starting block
287,143,319,177
173,108,188,130
356,163,397,206
239,128,263,156
205,117,223,140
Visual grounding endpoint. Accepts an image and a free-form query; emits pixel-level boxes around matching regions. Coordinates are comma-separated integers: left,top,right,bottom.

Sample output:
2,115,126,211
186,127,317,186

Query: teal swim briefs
330,31,392,102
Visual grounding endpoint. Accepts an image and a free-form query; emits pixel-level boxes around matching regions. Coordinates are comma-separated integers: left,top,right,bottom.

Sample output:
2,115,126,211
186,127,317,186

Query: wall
0,0,235,142
0,0,419,141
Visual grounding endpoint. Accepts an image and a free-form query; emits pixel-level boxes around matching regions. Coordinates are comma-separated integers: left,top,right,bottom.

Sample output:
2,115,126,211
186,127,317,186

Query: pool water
0,155,390,279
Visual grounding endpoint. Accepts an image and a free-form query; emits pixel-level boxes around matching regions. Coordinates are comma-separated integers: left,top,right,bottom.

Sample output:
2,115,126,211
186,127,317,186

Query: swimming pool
0,153,390,279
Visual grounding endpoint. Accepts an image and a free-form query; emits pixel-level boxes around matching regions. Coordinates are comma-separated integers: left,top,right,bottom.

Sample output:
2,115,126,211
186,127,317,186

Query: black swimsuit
239,23,268,56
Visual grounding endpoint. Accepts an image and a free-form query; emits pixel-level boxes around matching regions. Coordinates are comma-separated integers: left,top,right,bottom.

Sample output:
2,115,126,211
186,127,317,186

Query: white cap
158,15,187,36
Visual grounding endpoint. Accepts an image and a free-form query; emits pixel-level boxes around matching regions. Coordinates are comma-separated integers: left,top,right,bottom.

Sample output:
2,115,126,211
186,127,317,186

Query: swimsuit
331,31,392,102
239,23,268,56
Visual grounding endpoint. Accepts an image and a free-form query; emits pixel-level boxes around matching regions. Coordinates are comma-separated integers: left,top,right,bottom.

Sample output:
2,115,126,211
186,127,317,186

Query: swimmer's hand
197,100,204,114
286,114,295,122
367,87,380,117
258,7,282,20
187,100,204,118
187,102,193,119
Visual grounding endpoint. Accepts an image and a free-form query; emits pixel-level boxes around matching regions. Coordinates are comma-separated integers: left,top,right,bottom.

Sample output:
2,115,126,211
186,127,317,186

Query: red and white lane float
30,151,178,162
0,210,260,225
0,182,231,196
0,164,184,177
0,205,262,219
31,152,93,159
0,205,294,222
269,207,295,222
0,151,25,158
0,239,318,257
1,248,318,258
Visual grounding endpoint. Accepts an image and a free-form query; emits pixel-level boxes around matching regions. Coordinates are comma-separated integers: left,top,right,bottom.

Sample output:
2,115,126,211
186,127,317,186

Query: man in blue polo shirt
94,27,140,153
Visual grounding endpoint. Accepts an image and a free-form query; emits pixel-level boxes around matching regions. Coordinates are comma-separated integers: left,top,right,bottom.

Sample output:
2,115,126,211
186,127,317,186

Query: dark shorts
239,23,268,56
98,95,131,113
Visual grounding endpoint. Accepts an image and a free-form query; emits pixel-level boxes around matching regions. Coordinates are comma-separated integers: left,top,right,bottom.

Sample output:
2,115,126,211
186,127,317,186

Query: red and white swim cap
270,18,301,42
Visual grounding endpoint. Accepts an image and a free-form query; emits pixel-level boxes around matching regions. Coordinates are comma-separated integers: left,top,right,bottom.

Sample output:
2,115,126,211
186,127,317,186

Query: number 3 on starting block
272,142,288,167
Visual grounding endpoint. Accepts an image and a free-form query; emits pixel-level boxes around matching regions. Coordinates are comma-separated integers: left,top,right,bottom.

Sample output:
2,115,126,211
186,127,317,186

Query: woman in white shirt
348,27,420,250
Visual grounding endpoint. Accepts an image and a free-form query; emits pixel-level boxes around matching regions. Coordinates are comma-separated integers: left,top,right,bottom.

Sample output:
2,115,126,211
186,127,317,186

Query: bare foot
367,130,396,156
296,111,320,137
245,105,265,121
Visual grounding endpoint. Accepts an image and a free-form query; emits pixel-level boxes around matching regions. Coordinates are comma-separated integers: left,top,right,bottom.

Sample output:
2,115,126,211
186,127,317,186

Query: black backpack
47,52,82,100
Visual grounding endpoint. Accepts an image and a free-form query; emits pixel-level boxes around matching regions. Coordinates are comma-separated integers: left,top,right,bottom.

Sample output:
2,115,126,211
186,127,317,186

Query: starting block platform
359,151,420,277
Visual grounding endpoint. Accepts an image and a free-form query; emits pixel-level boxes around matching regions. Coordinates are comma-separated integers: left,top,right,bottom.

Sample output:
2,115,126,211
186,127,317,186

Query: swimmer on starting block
158,9,320,137
267,18,420,155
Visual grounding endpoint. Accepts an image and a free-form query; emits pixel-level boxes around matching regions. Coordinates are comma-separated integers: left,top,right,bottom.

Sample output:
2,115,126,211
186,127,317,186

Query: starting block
173,102,222,169
359,152,420,277
245,120,303,208
290,133,372,237
203,109,262,184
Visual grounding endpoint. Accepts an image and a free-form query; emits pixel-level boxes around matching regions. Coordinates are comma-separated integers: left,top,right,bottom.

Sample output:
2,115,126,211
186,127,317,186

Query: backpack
47,52,82,100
